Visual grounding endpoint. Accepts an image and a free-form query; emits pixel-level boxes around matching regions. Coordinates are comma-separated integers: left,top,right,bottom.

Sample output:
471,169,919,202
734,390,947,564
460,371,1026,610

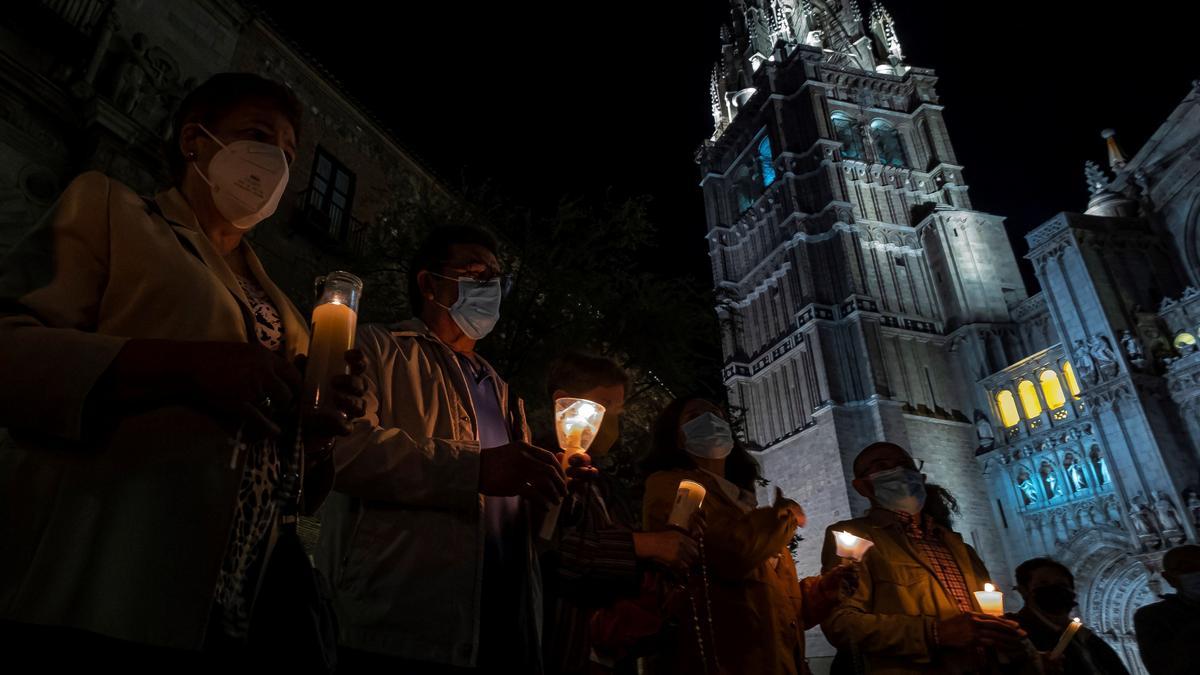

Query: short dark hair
407,225,500,314
546,352,629,399
1015,557,1075,588
642,396,762,491
166,73,303,183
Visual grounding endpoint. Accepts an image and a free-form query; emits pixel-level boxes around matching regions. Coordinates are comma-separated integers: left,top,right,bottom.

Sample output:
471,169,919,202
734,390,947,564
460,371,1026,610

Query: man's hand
936,613,1026,650
816,562,860,601
633,530,699,574
480,441,567,507
563,452,599,490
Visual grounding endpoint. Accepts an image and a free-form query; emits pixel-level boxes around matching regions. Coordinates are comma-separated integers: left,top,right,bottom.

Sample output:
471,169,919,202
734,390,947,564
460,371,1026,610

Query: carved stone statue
1073,339,1098,384
974,410,995,453
1131,494,1164,549
1090,447,1110,485
1016,468,1038,506
1185,490,1200,528
1155,491,1184,541
111,32,151,116
1065,455,1087,492
1121,330,1147,370
1040,462,1059,500
1089,335,1120,378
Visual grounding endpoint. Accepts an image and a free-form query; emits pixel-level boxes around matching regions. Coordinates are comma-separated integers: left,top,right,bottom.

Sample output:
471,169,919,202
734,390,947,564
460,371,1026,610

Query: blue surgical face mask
1174,571,1200,601
434,276,502,340
682,412,734,460
869,466,927,515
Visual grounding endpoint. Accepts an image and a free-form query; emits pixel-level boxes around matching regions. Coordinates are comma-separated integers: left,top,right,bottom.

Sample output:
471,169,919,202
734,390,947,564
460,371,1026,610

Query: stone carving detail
1089,335,1120,379
1121,330,1147,370
1185,489,1200,529
974,410,995,453
1130,493,1164,549
1073,339,1098,384
1154,491,1186,544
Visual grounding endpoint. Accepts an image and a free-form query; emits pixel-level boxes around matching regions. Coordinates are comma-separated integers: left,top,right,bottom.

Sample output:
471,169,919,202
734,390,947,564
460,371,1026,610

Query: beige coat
643,469,836,675
314,320,541,669
819,509,996,675
0,172,309,649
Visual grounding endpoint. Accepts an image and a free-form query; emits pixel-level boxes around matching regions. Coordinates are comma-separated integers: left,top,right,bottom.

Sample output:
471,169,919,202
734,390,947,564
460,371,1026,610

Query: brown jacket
644,469,835,675
819,509,995,675
314,321,541,669
0,172,309,649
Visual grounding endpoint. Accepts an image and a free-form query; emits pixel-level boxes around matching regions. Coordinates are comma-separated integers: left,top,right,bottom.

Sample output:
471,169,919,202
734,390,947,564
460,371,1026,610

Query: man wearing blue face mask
1134,544,1200,675
315,225,569,674
820,442,1028,674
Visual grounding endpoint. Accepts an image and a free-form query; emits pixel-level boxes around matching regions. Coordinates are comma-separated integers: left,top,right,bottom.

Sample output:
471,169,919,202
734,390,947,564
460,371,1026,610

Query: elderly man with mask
820,442,1027,674
315,225,568,674
1135,544,1200,675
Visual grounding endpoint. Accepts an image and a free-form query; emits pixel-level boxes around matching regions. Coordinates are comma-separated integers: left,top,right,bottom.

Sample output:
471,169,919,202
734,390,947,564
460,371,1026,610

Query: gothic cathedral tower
698,0,1025,649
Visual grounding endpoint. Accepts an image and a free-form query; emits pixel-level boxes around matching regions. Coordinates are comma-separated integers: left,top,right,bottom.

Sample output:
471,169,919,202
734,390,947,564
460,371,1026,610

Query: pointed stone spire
1101,128,1128,171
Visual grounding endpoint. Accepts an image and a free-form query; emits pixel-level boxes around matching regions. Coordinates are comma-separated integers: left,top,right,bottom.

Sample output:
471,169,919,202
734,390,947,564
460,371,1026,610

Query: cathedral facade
698,2,1200,672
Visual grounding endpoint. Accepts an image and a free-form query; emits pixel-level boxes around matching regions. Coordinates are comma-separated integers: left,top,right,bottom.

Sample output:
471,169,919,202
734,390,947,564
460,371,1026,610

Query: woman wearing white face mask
0,73,365,670
640,397,856,675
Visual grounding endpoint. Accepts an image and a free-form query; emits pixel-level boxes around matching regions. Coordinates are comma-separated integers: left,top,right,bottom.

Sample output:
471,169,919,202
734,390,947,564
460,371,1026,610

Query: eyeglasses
431,269,514,297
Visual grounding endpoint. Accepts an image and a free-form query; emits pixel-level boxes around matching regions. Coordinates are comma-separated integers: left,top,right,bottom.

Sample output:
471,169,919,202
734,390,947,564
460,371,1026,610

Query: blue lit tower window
758,136,776,186
871,119,906,167
831,112,864,160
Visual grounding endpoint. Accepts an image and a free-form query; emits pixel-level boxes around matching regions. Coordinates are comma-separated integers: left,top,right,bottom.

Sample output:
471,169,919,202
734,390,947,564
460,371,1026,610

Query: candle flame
835,531,860,547
577,402,597,419
1072,617,1081,624
984,583,995,593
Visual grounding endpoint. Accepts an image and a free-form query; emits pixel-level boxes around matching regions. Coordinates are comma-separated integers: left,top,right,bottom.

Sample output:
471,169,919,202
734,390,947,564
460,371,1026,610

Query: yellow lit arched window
996,390,1020,427
1039,370,1066,410
1062,361,1081,398
1174,332,1196,349
1018,380,1042,419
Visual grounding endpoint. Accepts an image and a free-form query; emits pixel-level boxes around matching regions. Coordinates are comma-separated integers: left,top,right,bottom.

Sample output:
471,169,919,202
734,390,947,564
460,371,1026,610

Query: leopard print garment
213,275,286,638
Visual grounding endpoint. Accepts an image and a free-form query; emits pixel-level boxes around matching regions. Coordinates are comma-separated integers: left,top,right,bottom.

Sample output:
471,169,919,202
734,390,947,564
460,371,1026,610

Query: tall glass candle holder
304,271,362,410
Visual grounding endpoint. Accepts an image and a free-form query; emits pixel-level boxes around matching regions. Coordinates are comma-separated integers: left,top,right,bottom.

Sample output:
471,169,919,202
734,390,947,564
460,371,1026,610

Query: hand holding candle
974,583,1005,616
540,398,606,541
1048,617,1082,659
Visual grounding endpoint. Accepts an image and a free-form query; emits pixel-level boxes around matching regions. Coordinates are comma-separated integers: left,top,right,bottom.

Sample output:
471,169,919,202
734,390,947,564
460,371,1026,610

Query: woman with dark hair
0,73,364,670
642,396,853,675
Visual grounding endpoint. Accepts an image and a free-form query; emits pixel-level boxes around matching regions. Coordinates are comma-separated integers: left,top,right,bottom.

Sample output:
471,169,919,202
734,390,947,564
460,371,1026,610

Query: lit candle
974,583,1004,616
304,272,362,409
668,480,707,529
540,398,606,541
832,530,874,562
1048,617,1082,659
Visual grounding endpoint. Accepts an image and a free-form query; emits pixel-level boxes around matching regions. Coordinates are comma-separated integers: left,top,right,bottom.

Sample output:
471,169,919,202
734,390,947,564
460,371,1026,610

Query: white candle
668,480,707,529
974,583,1004,616
833,530,874,562
1048,617,1082,659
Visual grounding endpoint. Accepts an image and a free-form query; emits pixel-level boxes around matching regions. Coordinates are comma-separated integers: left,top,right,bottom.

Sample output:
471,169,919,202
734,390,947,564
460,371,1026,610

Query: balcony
292,188,369,257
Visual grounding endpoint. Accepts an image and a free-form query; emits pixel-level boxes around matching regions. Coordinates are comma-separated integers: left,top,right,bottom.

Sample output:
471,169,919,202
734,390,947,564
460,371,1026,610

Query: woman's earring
186,151,198,161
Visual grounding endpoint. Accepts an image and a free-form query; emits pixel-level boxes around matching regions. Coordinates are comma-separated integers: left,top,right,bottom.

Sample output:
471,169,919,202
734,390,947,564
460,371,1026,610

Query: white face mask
869,466,927,515
435,276,502,340
192,124,289,230
682,412,734,459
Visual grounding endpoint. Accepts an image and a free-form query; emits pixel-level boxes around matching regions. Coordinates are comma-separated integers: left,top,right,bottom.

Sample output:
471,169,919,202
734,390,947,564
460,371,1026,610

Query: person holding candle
315,225,568,674
1134,544,1200,675
1008,558,1128,675
537,352,703,675
641,396,854,675
0,73,366,670
820,442,1028,674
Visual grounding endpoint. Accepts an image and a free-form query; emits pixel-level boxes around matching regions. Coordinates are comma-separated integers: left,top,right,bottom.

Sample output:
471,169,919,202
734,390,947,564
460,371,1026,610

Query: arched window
1039,370,1066,410
870,119,906,167
758,136,777,187
831,112,864,160
1018,379,1042,419
996,390,1020,427
1062,361,1081,398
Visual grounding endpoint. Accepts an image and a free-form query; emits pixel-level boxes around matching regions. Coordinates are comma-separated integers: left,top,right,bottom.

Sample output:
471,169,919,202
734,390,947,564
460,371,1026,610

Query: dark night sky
261,1,1196,292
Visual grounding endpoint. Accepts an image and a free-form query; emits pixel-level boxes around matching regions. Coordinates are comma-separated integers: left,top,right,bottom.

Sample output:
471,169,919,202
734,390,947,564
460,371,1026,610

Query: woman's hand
773,487,806,528
816,562,860,601
299,349,367,460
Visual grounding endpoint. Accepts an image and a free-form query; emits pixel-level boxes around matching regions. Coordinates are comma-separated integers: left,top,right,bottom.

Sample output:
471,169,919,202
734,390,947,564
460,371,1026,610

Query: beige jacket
0,172,309,649
819,509,996,675
314,320,541,669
